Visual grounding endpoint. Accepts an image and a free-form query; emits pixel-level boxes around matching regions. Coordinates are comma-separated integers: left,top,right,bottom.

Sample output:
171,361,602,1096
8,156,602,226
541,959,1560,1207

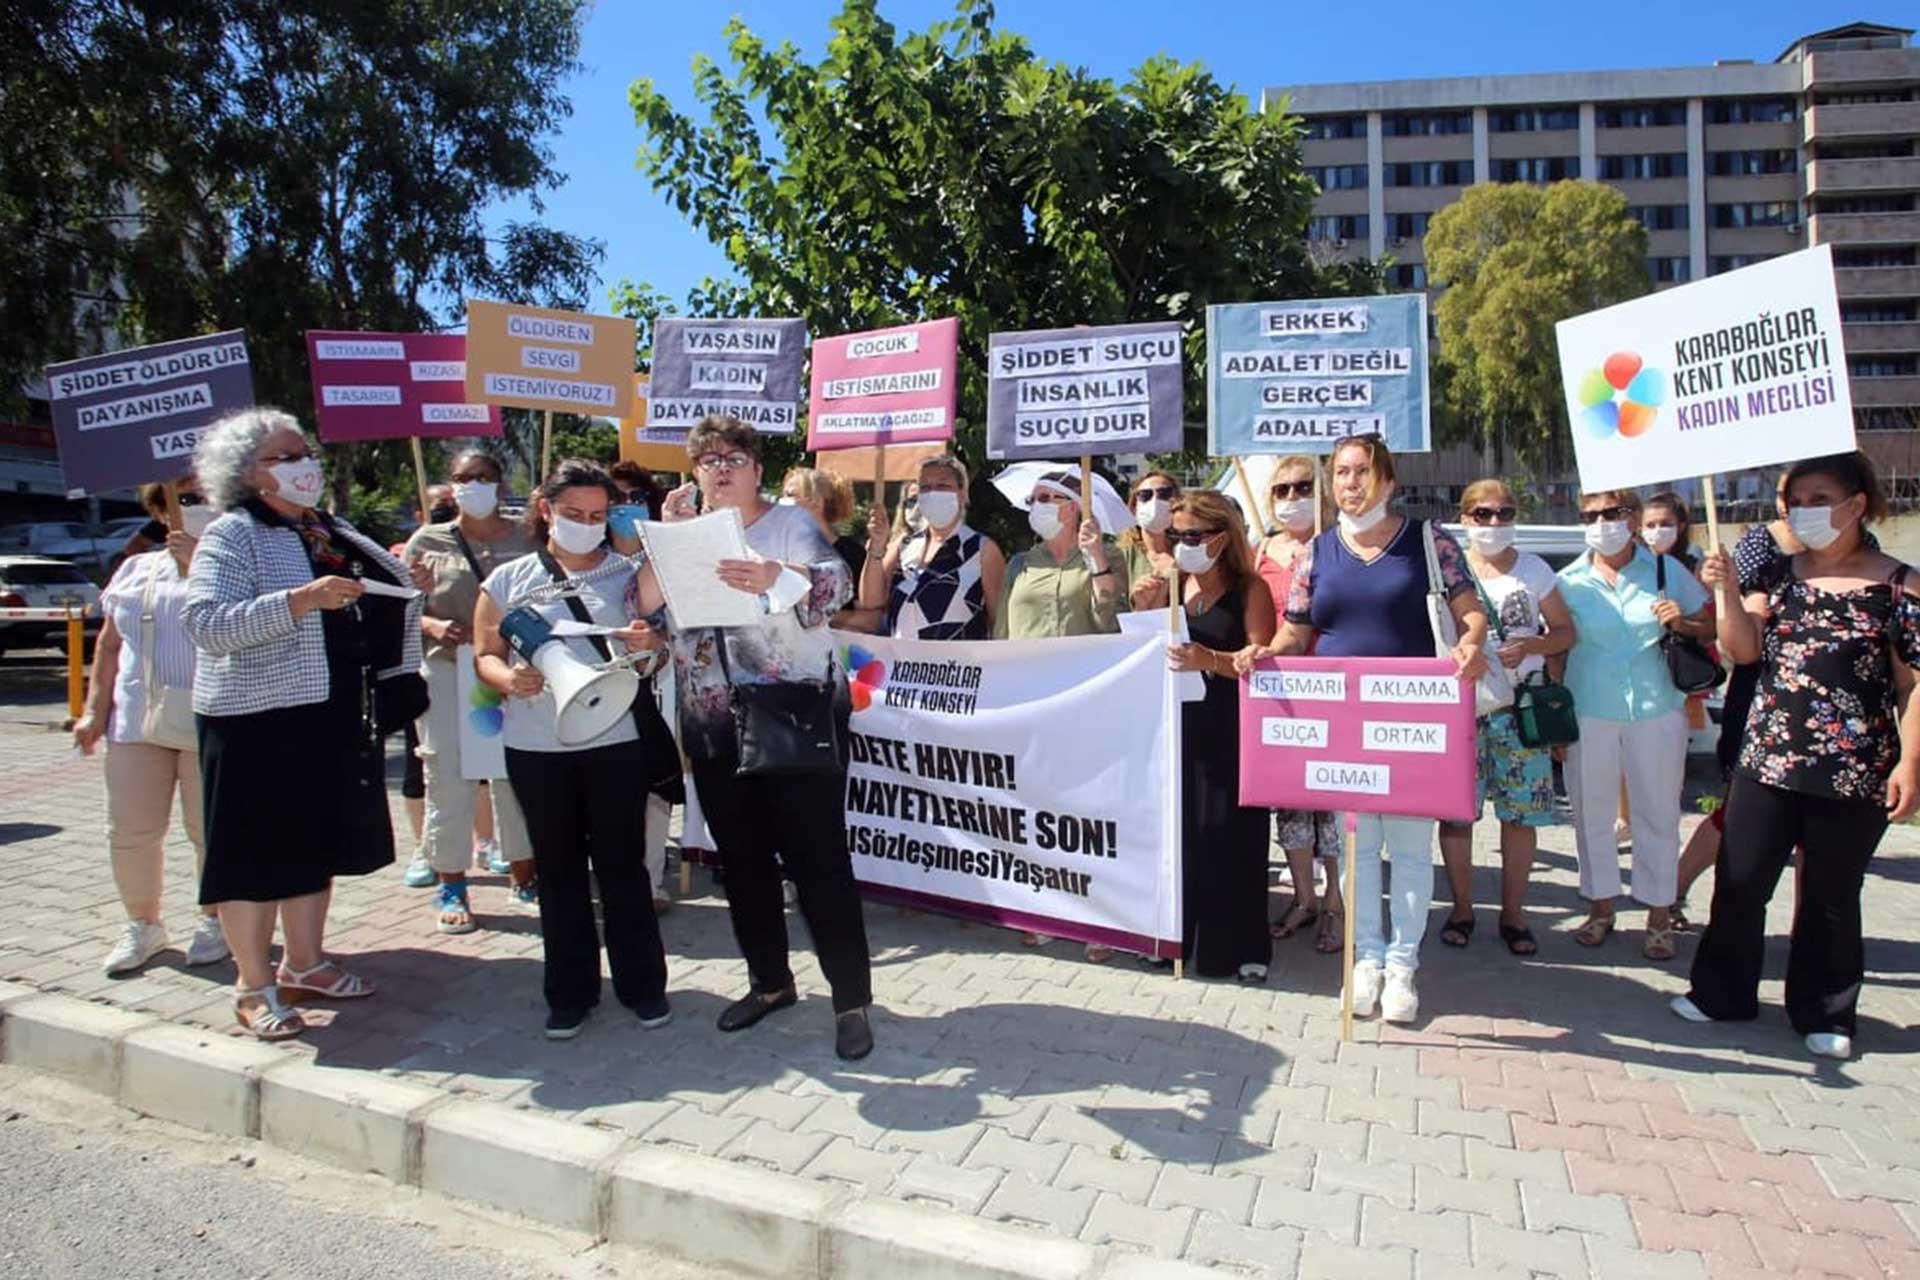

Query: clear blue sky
514,0,1877,312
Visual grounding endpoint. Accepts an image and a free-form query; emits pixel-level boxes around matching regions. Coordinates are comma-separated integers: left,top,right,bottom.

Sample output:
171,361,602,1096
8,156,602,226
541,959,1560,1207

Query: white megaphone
498,607,640,745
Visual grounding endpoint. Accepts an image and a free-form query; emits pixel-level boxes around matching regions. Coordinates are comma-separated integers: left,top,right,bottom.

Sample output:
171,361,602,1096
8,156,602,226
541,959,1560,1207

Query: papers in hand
357,579,420,600
1118,608,1206,702
637,508,767,630
548,619,621,638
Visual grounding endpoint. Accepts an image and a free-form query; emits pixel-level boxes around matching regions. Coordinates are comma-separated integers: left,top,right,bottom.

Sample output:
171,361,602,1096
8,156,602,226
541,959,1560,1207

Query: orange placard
464,299,636,417
814,443,947,485
616,376,692,472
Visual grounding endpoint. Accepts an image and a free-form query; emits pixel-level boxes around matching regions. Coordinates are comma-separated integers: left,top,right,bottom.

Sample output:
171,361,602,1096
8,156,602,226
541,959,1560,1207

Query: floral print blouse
1737,556,1920,802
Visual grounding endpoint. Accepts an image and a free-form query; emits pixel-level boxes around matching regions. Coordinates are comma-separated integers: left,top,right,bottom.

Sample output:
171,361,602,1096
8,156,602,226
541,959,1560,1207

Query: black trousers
691,759,872,1013
1687,773,1886,1037
506,742,667,1014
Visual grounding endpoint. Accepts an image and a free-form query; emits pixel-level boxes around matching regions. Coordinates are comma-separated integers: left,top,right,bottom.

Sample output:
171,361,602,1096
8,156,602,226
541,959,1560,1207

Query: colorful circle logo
468,680,504,737
841,643,886,712
1577,352,1666,439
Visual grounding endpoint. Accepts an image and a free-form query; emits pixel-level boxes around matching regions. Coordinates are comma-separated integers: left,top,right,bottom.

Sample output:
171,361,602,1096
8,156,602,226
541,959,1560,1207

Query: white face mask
1273,498,1314,532
916,490,960,530
1788,503,1852,551
1337,498,1388,536
1028,502,1064,540
1466,524,1515,554
267,457,324,509
452,481,497,519
1584,519,1632,557
1173,540,1218,575
1642,525,1678,554
548,512,604,556
180,505,215,538
1134,497,1171,533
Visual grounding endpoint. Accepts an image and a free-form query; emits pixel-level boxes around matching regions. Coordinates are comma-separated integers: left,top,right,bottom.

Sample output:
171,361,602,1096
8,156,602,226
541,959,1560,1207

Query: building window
1307,214,1369,241
1626,204,1689,230
1380,112,1471,136
1305,164,1369,191
1712,254,1778,274
1712,202,1799,227
1842,302,1919,324
1599,153,1688,180
1390,263,1428,289
1302,115,1366,140
1597,102,1688,128
1849,356,1919,378
1493,156,1580,183
1384,160,1470,187
1649,257,1692,283
1835,246,1919,268
1858,408,1917,431
1385,211,1432,239
1487,107,1578,132
1707,98,1797,124
1817,195,1917,214
1708,150,1798,176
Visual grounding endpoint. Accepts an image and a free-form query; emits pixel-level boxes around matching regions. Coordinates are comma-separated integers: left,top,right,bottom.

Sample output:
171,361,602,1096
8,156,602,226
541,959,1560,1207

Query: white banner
1556,244,1853,492
833,629,1182,955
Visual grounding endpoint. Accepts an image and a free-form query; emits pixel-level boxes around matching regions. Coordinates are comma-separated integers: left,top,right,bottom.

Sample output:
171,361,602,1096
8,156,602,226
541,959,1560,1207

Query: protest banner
835,628,1182,957
305,331,501,443
985,322,1184,461
1207,295,1431,456
1555,244,1852,494
455,646,508,781
806,318,959,451
616,376,692,473
650,317,808,435
46,330,255,495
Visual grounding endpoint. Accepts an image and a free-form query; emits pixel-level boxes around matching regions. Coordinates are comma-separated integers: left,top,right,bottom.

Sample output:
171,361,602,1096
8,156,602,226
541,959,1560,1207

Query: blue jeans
1343,813,1437,971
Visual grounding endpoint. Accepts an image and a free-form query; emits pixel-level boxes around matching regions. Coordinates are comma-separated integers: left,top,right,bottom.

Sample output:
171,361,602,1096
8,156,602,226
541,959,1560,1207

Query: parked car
0,556,102,655
0,521,123,571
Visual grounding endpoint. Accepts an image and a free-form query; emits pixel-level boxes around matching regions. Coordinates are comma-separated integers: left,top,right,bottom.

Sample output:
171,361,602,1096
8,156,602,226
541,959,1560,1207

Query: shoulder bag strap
449,525,488,585
1655,550,1668,599
1473,568,1507,643
139,555,163,693
535,548,614,664
1420,520,1444,594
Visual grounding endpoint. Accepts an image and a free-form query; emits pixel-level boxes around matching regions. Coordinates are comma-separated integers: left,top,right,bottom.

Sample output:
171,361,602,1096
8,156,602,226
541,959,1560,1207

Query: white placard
1361,720,1449,754
1359,672,1458,704
1250,669,1348,701
1303,760,1390,796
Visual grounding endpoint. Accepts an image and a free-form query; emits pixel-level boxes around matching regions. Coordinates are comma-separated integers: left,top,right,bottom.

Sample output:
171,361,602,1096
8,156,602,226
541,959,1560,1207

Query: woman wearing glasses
1557,489,1710,961
1255,456,1343,952
858,454,1004,640
1167,491,1276,980
1239,436,1487,1023
1116,470,1180,612
1435,481,1576,958
653,418,875,1060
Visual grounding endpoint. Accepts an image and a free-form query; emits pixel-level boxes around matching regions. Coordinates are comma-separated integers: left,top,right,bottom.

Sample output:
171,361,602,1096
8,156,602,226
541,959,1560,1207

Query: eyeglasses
1031,490,1070,505
1578,506,1634,524
1466,506,1518,524
1135,484,1176,502
257,451,310,465
1166,527,1222,546
694,452,754,472
1270,481,1314,500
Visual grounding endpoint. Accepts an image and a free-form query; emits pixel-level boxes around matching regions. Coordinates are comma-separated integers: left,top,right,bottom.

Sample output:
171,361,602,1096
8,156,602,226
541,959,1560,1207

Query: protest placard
1238,656,1476,822
836,629,1182,956
985,322,1184,460
806,318,958,450
814,443,947,484
1555,245,1852,492
615,376,692,472
306,331,500,442
649,317,808,434
1207,295,1431,456
46,330,255,495
463,300,635,418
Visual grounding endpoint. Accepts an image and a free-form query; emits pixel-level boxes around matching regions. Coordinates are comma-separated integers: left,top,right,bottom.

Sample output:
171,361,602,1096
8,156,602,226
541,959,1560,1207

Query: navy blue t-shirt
1283,517,1472,658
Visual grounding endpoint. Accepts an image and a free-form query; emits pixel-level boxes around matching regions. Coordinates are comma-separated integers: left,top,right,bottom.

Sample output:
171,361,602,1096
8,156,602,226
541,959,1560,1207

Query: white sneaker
183,915,229,967
102,920,168,976
1350,960,1383,1018
1380,966,1419,1024
1806,1032,1853,1060
1669,995,1713,1023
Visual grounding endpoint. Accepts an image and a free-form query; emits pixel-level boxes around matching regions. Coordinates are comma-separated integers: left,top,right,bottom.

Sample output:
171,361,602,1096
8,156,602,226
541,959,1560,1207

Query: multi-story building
1269,21,1920,514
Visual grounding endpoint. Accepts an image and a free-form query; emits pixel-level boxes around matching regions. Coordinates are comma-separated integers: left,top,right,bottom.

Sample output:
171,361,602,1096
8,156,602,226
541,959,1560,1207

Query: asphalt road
0,1066,726,1280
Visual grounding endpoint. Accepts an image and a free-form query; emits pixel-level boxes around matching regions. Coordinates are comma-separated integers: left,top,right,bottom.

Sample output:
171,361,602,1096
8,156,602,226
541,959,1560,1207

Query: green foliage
621,0,1383,499
1425,181,1650,475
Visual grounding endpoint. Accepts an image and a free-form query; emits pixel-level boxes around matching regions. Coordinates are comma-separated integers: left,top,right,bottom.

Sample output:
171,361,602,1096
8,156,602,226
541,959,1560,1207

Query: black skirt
197,661,395,905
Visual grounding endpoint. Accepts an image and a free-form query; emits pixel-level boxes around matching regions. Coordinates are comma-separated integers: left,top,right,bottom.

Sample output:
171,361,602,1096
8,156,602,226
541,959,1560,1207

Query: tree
1424,180,1650,475
2,0,602,512
621,0,1383,491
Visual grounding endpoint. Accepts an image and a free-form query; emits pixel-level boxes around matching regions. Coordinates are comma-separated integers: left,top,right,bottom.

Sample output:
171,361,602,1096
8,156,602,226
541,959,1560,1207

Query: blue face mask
607,504,647,540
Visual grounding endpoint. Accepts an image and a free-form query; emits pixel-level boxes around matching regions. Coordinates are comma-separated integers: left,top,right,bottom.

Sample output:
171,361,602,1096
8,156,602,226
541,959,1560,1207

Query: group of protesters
75,406,1918,1064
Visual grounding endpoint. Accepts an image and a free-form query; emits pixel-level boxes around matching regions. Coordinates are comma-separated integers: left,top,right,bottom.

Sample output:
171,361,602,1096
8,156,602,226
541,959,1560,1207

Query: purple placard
45,330,254,495
306,330,501,442
985,321,1185,460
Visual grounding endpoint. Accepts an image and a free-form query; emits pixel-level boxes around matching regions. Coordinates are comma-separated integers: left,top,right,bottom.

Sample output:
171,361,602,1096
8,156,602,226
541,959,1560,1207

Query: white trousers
417,658,531,874
1567,710,1686,907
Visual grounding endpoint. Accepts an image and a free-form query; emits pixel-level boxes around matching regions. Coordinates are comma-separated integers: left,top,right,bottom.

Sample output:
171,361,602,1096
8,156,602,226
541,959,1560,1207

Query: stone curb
0,985,1206,1279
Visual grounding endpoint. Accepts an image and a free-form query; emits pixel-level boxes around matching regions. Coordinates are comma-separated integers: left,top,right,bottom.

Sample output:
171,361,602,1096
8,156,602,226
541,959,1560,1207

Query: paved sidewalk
2,709,1918,1279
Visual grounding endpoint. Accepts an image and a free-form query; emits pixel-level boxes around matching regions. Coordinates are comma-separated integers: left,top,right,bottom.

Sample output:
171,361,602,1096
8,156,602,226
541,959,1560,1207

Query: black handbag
713,634,843,777
1475,575,1578,748
1655,553,1724,695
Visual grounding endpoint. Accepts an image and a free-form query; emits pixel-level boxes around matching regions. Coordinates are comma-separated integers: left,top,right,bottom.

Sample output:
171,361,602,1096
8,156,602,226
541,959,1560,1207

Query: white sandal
276,959,376,1001
235,985,305,1040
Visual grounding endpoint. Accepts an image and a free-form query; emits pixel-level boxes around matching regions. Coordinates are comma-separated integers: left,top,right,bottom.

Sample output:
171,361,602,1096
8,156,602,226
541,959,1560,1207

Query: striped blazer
183,506,423,717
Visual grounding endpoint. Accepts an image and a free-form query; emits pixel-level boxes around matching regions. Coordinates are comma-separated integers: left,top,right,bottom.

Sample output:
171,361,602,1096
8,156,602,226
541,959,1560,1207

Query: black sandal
1270,900,1319,939
1499,922,1538,956
1439,915,1476,947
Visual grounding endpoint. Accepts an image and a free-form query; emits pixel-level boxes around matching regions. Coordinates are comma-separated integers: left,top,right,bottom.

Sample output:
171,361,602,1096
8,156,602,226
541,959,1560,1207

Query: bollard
66,609,85,721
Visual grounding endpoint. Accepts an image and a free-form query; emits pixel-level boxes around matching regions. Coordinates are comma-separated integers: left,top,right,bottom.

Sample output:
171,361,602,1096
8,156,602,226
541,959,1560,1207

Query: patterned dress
886,523,990,641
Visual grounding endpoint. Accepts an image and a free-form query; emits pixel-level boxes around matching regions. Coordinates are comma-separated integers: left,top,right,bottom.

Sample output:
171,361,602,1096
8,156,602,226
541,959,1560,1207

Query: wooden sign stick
410,438,432,529
1231,457,1267,534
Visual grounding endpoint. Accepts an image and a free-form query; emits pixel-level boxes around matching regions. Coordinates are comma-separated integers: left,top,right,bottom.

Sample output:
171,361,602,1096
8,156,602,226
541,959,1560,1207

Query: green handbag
1512,672,1580,748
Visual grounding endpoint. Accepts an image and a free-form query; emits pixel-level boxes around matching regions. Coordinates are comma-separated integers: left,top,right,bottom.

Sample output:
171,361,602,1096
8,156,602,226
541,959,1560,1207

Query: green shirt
403,520,537,663
1115,537,1172,613
993,540,1121,639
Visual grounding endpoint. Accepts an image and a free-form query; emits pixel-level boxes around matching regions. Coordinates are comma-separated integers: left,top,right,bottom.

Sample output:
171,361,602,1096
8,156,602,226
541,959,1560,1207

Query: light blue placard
1206,294,1430,456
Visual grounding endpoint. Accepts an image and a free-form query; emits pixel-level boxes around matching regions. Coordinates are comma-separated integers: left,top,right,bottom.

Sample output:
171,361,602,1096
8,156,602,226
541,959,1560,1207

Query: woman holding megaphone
472,458,672,1041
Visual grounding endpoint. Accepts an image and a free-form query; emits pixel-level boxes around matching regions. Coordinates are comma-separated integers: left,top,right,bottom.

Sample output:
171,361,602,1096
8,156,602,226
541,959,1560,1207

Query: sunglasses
694,452,754,472
1578,506,1635,524
1270,481,1314,500
1166,527,1222,546
1135,484,1176,502
176,492,204,507
1466,506,1517,523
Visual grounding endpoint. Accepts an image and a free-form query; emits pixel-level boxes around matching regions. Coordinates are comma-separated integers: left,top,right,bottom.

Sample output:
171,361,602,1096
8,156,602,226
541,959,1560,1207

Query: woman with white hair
184,408,424,1039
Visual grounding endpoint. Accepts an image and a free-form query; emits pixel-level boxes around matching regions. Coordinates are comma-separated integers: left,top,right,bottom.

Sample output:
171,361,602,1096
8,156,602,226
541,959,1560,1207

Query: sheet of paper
1118,608,1206,702
548,619,621,638
638,507,767,629
358,579,420,600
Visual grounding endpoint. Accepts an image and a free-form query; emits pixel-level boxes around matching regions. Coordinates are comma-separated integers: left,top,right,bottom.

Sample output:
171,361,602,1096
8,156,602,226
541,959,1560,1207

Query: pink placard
1238,656,1477,823
306,331,502,442
805,317,958,451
